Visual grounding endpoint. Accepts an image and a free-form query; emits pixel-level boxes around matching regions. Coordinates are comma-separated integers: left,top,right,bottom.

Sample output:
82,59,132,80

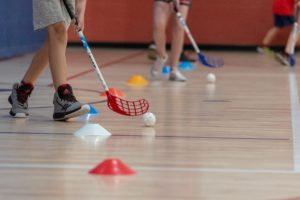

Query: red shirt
272,0,295,16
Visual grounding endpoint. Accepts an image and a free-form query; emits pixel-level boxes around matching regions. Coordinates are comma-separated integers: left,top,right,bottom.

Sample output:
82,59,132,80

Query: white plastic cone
74,123,112,137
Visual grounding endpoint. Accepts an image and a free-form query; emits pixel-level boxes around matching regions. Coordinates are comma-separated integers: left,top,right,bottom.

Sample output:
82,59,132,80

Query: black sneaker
53,84,90,121
8,83,34,118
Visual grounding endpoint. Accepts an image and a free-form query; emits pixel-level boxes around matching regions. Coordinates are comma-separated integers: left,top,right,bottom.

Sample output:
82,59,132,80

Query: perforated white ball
142,112,156,127
207,73,216,82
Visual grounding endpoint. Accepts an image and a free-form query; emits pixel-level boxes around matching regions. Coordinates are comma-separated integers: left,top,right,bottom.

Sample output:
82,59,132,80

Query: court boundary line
289,68,300,172
0,131,289,141
0,163,299,174
47,51,145,87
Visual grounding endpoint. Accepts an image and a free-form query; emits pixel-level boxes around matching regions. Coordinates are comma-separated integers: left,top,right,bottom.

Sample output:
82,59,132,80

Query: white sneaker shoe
151,55,168,78
169,70,187,82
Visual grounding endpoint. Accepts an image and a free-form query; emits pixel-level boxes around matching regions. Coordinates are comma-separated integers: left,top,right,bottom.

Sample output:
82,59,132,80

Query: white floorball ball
207,73,216,83
142,112,156,127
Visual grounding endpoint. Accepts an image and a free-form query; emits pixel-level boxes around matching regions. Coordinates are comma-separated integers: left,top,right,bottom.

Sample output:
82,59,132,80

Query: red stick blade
106,92,149,116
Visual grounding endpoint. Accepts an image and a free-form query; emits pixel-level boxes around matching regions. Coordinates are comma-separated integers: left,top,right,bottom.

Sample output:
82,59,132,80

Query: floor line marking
47,51,145,87
0,163,299,174
289,68,300,172
0,131,289,141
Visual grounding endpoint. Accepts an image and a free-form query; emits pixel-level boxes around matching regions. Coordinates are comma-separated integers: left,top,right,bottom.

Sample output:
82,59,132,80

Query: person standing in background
258,0,295,56
151,0,192,82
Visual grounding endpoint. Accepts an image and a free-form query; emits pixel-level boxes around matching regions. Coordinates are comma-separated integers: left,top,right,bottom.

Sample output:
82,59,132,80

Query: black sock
57,84,73,98
19,81,34,92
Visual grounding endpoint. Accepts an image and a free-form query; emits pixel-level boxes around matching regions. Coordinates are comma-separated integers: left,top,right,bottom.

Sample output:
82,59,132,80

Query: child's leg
47,21,68,90
284,30,298,54
275,24,299,66
153,1,172,59
46,21,90,120
273,16,296,66
262,27,279,47
151,1,172,77
170,5,189,70
22,37,49,84
275,29,295,66
168,4,189,82
8,36,49,118
285,16,300,54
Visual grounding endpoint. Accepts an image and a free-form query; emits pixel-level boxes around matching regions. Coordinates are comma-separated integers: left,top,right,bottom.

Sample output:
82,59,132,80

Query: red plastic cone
89,159,135,175
100,88,126,98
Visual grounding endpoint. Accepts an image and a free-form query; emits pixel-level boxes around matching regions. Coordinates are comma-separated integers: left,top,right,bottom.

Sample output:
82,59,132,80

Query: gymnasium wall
68,0,291,46
0,0,46,59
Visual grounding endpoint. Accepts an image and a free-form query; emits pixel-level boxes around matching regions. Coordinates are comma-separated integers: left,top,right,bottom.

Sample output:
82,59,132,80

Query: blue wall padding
0,0,46,59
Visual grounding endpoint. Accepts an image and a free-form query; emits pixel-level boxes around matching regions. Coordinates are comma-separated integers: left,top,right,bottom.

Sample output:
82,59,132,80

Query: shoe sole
8,95,28,118
10,111,28,118
54,104,90,121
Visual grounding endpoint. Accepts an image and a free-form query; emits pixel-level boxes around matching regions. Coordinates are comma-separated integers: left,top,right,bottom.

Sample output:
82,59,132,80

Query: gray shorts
32,0,75,31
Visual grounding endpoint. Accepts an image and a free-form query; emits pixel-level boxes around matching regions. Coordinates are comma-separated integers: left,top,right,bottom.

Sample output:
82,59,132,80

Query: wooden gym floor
0,47,300,200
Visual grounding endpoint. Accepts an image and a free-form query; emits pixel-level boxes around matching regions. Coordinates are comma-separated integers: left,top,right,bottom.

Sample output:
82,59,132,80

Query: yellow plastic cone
127,75,149,86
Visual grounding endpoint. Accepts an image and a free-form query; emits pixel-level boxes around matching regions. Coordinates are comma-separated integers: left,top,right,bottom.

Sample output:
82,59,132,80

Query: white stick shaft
78,31,109,91
175,12,201,54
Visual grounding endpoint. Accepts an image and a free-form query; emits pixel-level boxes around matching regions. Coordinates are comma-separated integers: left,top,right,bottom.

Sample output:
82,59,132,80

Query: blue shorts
274,14,295,28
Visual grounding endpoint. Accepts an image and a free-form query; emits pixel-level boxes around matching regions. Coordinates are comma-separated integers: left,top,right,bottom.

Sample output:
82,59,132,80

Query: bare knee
47,22,67,43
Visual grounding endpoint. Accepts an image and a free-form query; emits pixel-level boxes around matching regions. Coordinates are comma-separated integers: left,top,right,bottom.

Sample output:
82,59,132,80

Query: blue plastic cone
89,104,99,114
179,61,194,71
